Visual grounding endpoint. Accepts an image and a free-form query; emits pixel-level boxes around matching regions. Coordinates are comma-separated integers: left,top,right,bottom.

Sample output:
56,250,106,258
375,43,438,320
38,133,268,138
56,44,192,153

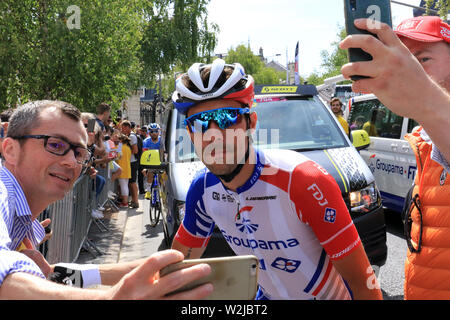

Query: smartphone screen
344,0,392,80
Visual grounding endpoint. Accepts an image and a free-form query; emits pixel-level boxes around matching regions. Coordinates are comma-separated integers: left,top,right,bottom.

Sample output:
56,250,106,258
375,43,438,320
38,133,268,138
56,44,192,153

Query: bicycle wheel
148,187,161,227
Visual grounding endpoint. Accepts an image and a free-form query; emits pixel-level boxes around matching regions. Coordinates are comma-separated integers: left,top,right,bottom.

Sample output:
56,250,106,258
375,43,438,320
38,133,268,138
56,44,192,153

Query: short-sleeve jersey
175,148,361,300
142,137,161,150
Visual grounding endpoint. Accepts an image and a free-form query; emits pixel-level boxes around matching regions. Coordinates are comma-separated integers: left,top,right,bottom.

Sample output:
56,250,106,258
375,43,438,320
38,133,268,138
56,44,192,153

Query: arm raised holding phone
340,16,450,165
340,15,450,300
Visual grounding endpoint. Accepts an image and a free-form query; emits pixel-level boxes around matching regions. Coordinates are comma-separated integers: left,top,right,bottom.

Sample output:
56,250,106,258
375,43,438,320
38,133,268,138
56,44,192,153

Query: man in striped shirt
0,100,212,299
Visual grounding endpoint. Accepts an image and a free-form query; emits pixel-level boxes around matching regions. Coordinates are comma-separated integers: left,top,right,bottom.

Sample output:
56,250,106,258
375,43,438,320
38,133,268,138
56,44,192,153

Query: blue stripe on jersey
255,286,270,300
343,278,354,300
236,148,263,194
205,171,220,188
183,169,220,237
304,249,327,293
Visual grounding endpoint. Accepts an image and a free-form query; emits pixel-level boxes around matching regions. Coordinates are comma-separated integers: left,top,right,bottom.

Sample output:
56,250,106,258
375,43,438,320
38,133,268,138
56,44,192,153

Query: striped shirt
0,166,46,286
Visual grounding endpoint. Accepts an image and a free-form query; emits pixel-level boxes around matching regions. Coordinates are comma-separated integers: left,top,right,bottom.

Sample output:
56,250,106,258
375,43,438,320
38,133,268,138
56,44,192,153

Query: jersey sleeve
289,160,361,261
174,170,215,248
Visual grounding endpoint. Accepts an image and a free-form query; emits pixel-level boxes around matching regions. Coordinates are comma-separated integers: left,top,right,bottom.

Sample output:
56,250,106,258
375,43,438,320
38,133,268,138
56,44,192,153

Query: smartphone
344,0,392,80
87,118,96,133
160,255,259,300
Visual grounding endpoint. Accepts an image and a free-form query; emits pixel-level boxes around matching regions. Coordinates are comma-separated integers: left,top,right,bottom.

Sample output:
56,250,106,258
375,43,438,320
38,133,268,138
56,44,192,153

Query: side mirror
351,129,371,150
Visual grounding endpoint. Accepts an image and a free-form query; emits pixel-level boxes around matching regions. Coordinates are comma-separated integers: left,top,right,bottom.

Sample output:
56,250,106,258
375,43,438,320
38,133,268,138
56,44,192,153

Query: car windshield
253,96,348,151
174,96,348,162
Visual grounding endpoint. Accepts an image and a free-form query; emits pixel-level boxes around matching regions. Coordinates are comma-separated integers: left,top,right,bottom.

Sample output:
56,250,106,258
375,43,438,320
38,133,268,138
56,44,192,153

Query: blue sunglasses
184,107,250,133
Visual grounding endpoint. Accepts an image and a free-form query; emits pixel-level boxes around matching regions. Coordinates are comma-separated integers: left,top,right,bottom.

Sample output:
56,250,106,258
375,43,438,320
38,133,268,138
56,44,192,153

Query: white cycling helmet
172,59,255,115
148,123,160,130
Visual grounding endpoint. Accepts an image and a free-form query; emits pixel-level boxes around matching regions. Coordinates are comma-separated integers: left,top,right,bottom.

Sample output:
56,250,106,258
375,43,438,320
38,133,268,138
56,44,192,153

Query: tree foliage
140,0,218,86
0,0,145,111
225,45,284,85
425,0,450,18
0,0,218,112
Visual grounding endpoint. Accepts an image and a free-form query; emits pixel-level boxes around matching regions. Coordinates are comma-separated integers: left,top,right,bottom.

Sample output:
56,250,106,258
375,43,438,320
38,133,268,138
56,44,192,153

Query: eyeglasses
184,107,250,133
149,130,159,134
11,135,92,166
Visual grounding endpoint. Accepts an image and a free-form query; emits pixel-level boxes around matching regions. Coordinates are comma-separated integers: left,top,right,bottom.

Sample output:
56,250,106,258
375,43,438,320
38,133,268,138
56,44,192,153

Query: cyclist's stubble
192,127,250,176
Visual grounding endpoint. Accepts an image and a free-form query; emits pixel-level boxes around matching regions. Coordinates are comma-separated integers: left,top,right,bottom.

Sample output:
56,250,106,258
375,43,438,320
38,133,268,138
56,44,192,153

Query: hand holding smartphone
87,118,96,133
344,0,393,80
160,255,259,300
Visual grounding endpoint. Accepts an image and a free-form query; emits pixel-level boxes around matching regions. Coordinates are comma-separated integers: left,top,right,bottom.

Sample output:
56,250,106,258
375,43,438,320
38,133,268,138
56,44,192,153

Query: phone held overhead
344,0,392,80
87,118,96,133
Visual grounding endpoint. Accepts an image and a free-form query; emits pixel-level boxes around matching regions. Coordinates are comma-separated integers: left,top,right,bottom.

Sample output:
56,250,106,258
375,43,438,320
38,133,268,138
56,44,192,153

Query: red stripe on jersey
312,260,333,296
289,160,360,261
259,165,290,193
235,206,253,221
174,224,210,248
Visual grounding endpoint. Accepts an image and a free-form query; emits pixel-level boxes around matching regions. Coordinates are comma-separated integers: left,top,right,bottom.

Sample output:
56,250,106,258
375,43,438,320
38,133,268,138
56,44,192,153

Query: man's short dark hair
96,102,111,115
7,100,81,138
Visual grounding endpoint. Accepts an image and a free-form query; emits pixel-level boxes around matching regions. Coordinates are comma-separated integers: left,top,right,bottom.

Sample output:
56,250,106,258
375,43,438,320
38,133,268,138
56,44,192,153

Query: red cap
395,16,450,44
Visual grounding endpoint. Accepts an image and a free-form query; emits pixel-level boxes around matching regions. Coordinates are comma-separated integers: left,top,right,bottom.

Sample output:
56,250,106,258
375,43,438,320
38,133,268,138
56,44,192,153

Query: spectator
330,97,349,135
137,126,148,194
105,126,122,183
114,133,132,208
95,102,111,133
81,112,106,219
362,108,380,137
350,115,365,130
340,16,450,299
121,120,139,208
0,100,212,299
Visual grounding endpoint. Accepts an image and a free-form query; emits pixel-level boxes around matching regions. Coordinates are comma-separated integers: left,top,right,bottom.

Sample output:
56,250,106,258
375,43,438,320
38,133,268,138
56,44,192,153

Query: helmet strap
216,114,251,183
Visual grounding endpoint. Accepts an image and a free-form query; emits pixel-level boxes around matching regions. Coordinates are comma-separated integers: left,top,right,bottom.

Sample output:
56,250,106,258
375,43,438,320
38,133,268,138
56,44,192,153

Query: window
253,96,348,151
349,98,403,139
407,119,420,133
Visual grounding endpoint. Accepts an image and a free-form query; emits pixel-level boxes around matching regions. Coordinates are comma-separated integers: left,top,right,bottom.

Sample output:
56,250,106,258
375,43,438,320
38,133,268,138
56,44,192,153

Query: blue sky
207,0,422,77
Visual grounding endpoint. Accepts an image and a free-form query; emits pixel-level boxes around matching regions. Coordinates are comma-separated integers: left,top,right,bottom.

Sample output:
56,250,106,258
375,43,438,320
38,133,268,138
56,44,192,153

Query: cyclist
142,123,164,200
170,59,382,300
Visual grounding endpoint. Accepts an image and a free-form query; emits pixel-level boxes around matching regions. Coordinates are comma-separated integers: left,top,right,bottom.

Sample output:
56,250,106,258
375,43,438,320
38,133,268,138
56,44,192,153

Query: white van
347,94,420,213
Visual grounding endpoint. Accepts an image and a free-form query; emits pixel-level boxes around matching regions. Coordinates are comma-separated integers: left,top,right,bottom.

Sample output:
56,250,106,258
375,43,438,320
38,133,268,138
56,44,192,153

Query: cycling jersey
142,137,161,150
175,148,361,300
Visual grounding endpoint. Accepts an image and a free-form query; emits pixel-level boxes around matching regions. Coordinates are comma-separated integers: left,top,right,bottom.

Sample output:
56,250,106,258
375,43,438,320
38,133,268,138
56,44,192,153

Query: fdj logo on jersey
324,208,336,223
271,257,301,273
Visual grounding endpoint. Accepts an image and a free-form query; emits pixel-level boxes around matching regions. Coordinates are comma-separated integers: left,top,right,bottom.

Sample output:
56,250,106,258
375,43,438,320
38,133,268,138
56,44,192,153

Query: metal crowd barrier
42,166,117,264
